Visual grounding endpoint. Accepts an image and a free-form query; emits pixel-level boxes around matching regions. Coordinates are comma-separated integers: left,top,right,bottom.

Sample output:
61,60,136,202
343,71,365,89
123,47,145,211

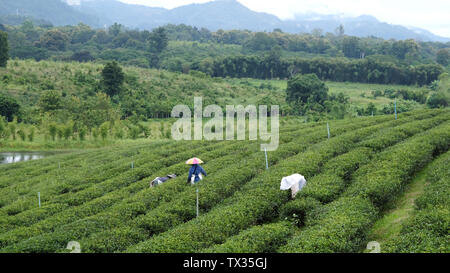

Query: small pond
0,152,51,164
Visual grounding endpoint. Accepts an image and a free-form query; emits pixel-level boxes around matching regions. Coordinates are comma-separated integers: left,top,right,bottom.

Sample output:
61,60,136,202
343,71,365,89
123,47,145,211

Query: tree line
0,20,449,73
199,55,443,86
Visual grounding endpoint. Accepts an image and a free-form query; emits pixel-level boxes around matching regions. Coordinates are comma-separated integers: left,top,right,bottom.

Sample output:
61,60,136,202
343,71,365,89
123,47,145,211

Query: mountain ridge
1,0,448,42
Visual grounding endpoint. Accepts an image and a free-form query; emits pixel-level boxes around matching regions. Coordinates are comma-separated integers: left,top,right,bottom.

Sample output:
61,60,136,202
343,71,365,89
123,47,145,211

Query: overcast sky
116,0,450,37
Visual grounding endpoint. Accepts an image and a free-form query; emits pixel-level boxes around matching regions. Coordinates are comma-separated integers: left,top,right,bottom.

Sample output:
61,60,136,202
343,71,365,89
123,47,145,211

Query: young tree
286,74,329,105
49,123,58,141
342,36,360,58
0,94,20,121
427,92,449,108
335,24,345,37
28,127,35,142
39,30,69,51
0,116,4,138
101,61,124,97
78,126,87,141
149,27,168,54
57,126,64,140
9,121,16,141
0,30,9,67
108,23,123,37
38,90,62,112
63,124,73,140
17,128,26,141
114,125,124,139
128,126,140,140
92,128,99,140
436,49,449,66
99,122,109,140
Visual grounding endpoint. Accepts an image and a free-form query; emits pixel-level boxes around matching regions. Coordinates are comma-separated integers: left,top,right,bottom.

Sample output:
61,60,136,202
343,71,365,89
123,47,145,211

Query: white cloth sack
280,174,307,198
150,177,163,188
191,173,203,185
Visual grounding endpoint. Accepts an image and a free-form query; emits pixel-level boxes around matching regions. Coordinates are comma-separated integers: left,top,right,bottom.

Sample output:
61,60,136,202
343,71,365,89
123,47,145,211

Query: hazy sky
117,0,450,37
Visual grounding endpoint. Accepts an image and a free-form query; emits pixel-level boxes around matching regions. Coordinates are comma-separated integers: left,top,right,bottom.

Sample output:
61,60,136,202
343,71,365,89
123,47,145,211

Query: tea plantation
0,109,449,253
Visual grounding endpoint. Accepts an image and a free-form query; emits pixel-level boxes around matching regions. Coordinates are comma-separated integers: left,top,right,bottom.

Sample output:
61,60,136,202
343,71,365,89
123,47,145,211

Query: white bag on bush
280,174,307,198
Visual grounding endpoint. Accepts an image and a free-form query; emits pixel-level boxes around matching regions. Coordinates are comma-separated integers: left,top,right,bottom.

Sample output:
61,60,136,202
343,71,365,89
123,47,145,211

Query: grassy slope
0,59,285,109
1,59,429,111
234,78,429,108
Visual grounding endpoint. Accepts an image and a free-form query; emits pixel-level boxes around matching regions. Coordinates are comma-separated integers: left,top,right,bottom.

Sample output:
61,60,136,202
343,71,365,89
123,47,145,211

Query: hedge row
2,123,321,252
0,140,245,249
210,115,439,253
383,151,450,253
0,142,240,233
279,196,377,253
382,208,449,253
68,116,395,253
0,123,332,252
0,140,163,189
0,140,190,214
125,115,406,253
203,221,294,253
280,121,450,252
74,121,347,253
415,152,450,210
216,111,449,253
346,122,450,209
0,140,218,225
0,121,315,218
1,110,442,252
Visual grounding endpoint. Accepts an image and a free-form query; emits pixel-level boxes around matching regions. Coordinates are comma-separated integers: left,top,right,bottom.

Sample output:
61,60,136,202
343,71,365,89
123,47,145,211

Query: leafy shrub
383,208,449,253
300,174,344,203
17,128,26,141
99,122,109,140
27,127,35,142
279,197,321,226
78,126,87,141
280,196,377,253
203,222,293,253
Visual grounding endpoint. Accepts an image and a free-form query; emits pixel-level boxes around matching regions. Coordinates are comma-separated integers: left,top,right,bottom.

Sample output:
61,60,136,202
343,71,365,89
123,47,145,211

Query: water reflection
0,152,46,164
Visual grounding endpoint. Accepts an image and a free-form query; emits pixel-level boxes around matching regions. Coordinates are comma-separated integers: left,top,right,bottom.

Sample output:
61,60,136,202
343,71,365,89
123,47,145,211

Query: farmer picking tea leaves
186,157,207,185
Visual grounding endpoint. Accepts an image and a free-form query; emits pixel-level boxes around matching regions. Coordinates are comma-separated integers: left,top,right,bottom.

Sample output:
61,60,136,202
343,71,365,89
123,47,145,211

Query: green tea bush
383,208,449,253
346,123,450,209
126,117,403,253
204,222,294,253
383,151,450,253
279,197,321,226
279,197,377,253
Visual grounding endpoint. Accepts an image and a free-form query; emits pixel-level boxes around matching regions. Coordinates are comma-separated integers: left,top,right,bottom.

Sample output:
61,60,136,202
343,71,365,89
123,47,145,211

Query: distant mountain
0,0,99,26
160,0,281,32
72,0,166,28
73,0,450,42
1,0,448,42
283,13,450,42
74,0,281,31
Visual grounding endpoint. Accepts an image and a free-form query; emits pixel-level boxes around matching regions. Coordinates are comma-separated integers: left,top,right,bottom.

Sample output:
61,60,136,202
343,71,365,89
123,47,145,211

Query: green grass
364,161,433,251
231,78,430,108
0,59,287,110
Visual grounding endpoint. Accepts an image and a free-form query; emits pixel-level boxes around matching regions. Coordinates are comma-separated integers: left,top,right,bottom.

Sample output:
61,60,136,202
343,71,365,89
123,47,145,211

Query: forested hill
75,0,282,32
0,0,448,42
0,0,99,26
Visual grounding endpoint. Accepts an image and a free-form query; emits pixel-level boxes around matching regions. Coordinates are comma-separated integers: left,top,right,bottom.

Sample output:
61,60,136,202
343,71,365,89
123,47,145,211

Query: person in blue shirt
187,164,207,184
